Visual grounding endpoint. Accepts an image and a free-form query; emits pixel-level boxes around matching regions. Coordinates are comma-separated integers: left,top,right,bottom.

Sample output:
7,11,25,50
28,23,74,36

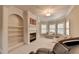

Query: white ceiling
14,5,72,21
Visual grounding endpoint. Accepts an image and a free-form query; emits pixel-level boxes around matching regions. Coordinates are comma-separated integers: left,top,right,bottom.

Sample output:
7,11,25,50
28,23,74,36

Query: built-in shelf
8,29,23,31
8,30,23,33
8,26,24,28
8,34,23,37
8,38,23,42
8,25,24,48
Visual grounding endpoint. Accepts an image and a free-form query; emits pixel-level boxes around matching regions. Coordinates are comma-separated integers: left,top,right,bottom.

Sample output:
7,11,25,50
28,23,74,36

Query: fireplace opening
30,33,36,42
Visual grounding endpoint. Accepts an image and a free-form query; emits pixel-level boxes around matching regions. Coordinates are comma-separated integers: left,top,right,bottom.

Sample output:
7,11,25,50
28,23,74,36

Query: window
66,20,69,35
41,24,47,34
49,24,56,33
57,23,64,34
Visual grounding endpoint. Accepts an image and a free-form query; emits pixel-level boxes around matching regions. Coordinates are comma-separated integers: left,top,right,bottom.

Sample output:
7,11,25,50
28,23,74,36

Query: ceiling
14,5,72,21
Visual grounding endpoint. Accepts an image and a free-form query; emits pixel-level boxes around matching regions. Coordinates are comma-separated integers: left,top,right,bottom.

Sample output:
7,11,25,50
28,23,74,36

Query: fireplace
30,33,36,42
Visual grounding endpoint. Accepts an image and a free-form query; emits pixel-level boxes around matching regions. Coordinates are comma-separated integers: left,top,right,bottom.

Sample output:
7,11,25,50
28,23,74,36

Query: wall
67,6,79,37
0,6,39,53
1,6,24,53
0,6,3,53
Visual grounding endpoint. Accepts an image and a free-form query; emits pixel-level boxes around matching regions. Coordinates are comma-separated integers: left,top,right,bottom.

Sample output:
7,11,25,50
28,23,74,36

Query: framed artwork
30,18,36,25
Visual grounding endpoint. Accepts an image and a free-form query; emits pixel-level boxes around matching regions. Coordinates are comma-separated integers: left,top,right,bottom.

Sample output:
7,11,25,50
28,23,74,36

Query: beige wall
2,6,39,53
67,6,79,36
1,6,24,53
0,6,3,53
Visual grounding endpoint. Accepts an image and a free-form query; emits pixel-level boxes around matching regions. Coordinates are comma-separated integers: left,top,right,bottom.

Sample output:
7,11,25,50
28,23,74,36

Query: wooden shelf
8,30,23,32
8,37,23,42
8,15,24,50
8,28,24,31
8,26,24,28
8,36,23,39
8,34,23,36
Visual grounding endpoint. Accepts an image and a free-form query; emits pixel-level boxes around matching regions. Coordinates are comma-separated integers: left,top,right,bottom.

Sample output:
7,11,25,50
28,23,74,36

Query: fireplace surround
30,33,36,42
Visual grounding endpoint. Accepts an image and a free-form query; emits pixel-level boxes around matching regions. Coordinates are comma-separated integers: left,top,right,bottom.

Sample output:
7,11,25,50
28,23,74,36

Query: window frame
41,24,47,34
66,20,70,35
57,22,64,35
49,24,56,33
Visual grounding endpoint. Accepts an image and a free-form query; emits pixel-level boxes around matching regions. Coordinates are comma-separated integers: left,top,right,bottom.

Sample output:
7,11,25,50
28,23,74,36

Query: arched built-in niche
8,14,24,50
